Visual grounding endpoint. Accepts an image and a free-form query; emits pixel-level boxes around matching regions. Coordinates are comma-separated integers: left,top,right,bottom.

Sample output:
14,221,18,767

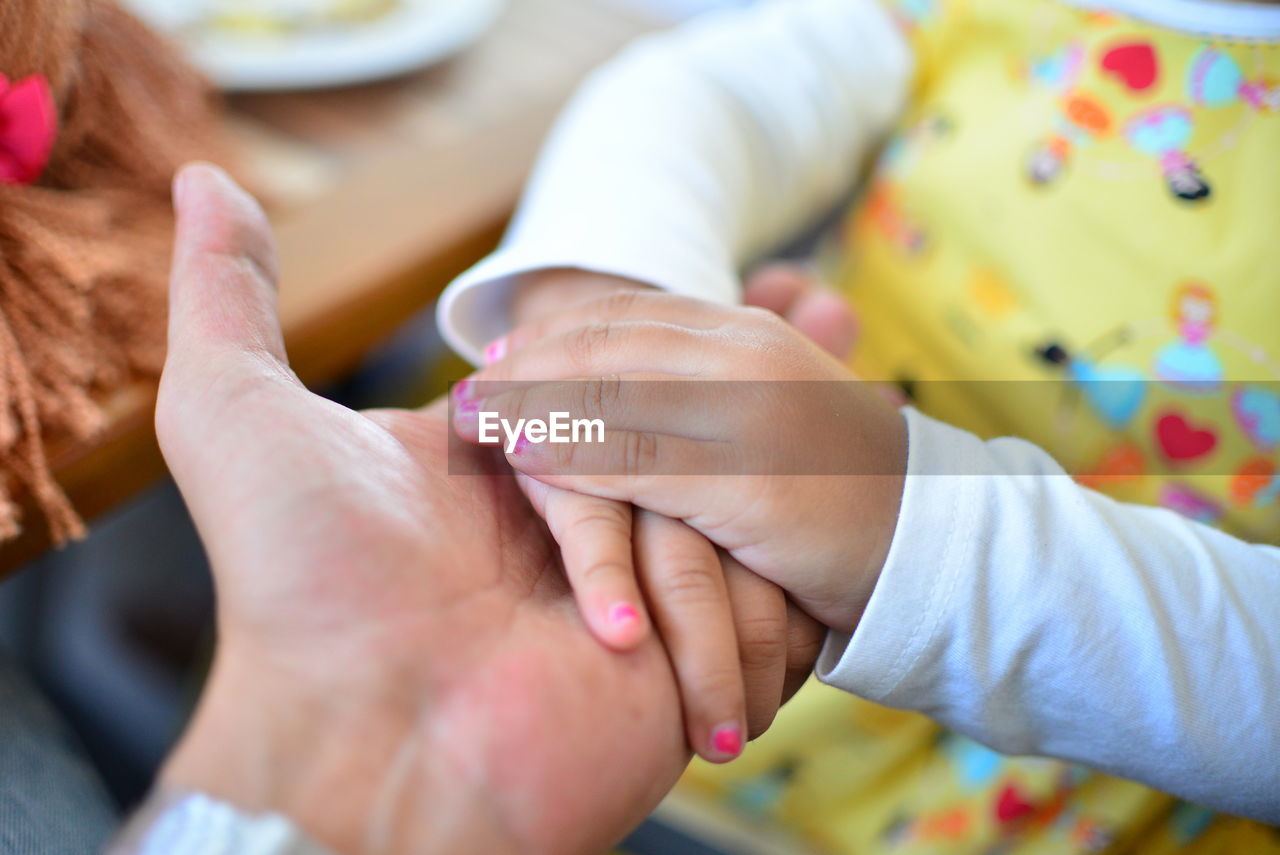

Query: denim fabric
0,652,117,855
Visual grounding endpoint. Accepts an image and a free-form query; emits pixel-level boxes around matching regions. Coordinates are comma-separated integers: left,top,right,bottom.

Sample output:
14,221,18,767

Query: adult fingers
782,602,825,703
744,263,858,361
742,262,813,315
787,289,858,362
721,557,789,740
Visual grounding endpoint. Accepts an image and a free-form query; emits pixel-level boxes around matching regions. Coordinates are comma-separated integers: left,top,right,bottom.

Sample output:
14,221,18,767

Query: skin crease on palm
154,164,825,855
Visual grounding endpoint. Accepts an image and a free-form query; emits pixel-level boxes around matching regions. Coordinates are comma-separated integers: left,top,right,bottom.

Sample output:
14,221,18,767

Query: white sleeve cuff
436,246,739,367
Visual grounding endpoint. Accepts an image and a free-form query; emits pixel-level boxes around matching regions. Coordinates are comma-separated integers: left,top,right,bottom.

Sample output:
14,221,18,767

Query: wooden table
0,0,662,573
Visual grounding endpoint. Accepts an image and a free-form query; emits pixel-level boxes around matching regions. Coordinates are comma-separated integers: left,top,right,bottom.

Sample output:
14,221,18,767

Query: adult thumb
157,163,296,464
167,162,287,369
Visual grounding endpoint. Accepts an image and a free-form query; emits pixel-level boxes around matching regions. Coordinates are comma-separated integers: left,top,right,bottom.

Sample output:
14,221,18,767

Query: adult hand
153,164,823,855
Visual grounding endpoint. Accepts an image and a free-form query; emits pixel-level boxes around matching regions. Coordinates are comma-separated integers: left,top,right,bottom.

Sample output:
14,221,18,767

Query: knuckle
564,502,630,538
738,304,781,327
551,433,579,469
598,289,641,316
737,306,794,349
578,560,632,585
567,322,615,372
203,248,277,296
657,561,721,604
622,430,660,477
510,388,540,425
684,669,745,711
578,375,622,422
786,632,825,671
735,614,788,666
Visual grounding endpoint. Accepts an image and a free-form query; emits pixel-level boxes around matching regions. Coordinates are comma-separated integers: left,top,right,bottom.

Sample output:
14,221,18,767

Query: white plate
122,0,505,92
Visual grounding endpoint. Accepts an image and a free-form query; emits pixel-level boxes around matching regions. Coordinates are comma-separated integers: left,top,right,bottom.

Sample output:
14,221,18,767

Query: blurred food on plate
207,0,402,36
120,0,504,92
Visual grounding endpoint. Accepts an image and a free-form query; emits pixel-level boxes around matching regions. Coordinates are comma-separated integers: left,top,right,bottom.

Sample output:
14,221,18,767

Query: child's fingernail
457,397,482,414
609,602,640,626
511,432,531,455
451,379,472,402
484,337,507,364
711,724,743,759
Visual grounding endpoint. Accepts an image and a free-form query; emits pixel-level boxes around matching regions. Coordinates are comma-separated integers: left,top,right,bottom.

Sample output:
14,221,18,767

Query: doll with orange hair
0,0,219,542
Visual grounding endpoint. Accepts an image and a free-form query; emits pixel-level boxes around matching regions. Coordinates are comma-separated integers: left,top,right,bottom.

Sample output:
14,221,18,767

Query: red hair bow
0,74,56,185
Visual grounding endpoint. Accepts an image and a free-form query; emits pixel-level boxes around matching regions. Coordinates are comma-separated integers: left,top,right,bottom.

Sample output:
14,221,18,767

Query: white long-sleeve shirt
438,0,1280,821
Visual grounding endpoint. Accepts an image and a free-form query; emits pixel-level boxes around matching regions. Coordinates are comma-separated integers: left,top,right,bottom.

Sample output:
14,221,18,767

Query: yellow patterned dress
679,0,1280,851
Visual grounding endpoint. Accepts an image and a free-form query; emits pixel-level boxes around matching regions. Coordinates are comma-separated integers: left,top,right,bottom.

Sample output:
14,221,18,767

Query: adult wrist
157,643,506,855
108,788,335,855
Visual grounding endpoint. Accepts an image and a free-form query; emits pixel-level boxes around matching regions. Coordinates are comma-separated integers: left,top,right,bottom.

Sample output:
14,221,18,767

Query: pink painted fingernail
609,602,640,625
512,432,531,455
452,379,472,401
484,337,507,364
711,724,743,759
457,397,482,414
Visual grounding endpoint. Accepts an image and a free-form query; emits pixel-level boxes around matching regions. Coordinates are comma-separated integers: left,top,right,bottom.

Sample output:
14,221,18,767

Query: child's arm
456,294,1280,823
436,0,912,363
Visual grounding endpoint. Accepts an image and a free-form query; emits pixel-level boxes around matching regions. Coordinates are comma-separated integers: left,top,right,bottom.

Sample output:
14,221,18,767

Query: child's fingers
536,484,650,650
495,290,735,361
634,511,746,764
721,557,789,740
505,432,729,522
453,374,728,447
474,320,723,388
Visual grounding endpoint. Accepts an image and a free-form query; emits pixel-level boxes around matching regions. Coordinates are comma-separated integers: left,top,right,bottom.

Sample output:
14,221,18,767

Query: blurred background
0,1,812,853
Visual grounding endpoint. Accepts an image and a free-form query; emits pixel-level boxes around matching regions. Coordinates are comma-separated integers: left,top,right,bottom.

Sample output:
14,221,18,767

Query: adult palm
154,165,817,855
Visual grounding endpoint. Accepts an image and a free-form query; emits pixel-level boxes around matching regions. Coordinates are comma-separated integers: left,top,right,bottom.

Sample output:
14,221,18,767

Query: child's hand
480,268,830,764
451,292,908,634
516,471,818,763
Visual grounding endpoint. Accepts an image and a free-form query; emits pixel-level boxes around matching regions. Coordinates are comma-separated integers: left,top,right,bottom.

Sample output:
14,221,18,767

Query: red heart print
1101,42,1159,93
995,784,1037,824
1156,413,1217,462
